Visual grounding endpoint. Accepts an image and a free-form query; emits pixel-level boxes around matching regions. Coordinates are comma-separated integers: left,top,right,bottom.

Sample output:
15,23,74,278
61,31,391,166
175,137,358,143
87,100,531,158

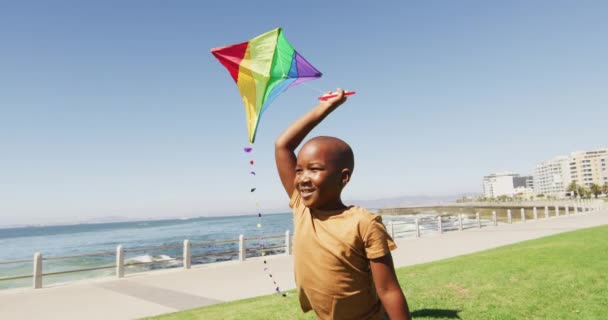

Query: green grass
143,226,608,320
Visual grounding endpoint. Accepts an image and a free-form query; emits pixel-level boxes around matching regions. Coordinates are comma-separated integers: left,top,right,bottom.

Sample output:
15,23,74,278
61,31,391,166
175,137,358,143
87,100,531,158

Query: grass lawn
143,225,608,320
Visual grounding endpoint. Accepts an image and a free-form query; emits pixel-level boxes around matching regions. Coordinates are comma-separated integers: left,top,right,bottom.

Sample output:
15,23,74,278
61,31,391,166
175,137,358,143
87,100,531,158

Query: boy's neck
310,200,348,213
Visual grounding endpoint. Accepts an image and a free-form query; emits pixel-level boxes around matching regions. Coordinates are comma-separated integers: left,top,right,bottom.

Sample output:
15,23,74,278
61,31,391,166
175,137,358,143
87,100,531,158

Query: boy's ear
340,168,351,186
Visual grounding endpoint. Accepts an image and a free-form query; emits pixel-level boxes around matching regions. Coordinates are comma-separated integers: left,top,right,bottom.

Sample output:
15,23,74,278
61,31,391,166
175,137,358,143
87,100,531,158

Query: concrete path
1,210,607,320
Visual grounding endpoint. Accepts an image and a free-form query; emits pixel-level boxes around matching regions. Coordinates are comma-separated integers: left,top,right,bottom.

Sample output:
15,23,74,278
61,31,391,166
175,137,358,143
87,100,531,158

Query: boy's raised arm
274,88,347,198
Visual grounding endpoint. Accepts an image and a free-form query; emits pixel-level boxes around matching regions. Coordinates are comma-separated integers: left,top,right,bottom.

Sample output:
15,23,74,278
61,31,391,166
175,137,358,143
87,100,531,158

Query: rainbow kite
211,28,322,143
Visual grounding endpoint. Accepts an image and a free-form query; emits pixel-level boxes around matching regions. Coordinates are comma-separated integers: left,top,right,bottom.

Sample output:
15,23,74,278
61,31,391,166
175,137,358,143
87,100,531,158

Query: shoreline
1,209,607,320
1,200,602,291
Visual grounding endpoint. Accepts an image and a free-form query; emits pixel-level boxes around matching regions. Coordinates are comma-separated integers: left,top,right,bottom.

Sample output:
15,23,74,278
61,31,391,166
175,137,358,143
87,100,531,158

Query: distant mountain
262,193,476,213
0,193,479,228
347,194,468,209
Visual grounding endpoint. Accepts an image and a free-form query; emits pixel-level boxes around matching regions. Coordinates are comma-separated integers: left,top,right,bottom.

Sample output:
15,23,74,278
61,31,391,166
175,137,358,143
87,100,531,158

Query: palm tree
566,181,579,198
497,195,510,202
590,183,602,199
578,185,590,199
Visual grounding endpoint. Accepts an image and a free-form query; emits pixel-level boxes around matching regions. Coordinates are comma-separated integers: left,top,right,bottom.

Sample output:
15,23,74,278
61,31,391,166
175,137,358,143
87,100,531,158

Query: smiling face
295,137,354,210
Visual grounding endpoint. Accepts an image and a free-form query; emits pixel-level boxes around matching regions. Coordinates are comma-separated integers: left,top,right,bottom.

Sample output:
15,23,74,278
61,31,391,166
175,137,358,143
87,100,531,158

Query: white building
568,149,608,188
482,172,519,198
534,156,570,196
533,148,608,196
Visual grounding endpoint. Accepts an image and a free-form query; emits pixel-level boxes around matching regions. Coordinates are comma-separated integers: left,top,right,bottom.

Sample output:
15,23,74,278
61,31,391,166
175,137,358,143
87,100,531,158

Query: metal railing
385,200,604,240
2,199,604,290
0,230,293,290
379,199,605,215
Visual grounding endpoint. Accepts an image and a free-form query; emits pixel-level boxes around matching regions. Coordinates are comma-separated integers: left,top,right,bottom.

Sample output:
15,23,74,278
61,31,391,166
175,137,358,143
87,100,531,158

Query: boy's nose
297,172,311,183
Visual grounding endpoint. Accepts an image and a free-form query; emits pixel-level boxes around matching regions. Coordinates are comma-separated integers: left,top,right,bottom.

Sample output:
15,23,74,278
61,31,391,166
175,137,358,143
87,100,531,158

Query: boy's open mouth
299,188,314,199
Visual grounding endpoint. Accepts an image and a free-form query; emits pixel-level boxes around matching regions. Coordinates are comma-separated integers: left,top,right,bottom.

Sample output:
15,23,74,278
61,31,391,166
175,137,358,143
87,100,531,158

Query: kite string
299,81,326,95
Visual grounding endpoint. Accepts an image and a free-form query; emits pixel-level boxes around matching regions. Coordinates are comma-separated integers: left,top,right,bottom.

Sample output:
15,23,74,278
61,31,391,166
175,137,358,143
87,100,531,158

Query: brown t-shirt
290,192,397,320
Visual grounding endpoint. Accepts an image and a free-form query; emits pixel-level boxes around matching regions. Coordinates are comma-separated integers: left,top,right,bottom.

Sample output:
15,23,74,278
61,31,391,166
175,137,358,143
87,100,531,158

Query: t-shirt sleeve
289,190,301,209
363,216,397,259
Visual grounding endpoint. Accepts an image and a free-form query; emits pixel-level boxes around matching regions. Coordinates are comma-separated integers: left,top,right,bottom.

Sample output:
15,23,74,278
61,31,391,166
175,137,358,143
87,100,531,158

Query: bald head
300,136,354,174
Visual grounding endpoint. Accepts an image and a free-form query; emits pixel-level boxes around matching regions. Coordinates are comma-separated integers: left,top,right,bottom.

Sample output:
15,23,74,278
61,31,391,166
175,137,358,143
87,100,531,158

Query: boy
275,89,411,320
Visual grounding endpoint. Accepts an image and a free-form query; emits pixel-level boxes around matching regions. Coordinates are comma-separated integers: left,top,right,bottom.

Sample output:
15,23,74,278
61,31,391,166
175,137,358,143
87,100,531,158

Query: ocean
0,213,294,290
0,210,454,290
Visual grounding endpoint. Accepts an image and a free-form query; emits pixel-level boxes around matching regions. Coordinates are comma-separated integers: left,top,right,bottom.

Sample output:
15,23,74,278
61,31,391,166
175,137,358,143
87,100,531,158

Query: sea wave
125,254,181,270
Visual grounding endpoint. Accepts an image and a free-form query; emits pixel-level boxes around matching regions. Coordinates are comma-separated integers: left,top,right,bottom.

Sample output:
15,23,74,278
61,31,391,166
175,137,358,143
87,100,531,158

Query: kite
211,27,326,298
211,28,357,298
211,27,322,144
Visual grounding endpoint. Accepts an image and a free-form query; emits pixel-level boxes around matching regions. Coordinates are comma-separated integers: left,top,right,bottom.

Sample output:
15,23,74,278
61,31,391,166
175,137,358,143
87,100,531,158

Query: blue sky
1,1,607,226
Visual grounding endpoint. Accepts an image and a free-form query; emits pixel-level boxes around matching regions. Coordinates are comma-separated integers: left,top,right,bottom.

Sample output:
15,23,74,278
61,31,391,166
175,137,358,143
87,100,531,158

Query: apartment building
482,172,523,198
533,156,570,196
569,149,608,188
514,175,534,189
534,148,608,196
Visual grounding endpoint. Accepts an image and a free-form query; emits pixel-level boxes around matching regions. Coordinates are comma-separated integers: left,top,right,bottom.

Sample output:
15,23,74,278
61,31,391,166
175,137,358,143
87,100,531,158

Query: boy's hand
275,86,349,198
318,88,347,110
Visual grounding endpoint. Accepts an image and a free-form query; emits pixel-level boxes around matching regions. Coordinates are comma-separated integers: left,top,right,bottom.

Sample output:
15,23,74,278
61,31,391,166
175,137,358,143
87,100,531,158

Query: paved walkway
1,210,607,320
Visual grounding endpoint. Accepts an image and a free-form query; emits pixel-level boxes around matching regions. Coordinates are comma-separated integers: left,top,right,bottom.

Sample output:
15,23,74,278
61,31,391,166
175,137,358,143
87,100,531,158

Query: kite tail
245,146,287,297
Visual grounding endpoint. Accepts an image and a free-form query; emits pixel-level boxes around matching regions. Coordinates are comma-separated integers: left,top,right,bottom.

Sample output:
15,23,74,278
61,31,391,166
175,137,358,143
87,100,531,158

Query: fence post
520,208,526,222
492,211,497,226
458,214,463,231
183,240,191,269
415,218,420,238
544,206,549,219
555,205,559,216
533,207,538,220
388,221,395,239
437,216,443,234
239,235,245,261
476,212,481,228
33,252,42,289
507,209,512,224
116,245,124,278
285,230,292,255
